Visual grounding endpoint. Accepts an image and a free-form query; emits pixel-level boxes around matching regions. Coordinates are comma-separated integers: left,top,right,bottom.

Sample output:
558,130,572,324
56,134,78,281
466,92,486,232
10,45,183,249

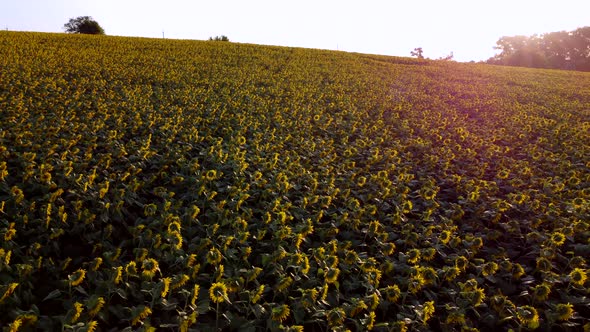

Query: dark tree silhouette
411,47,424,59
64,16,105,35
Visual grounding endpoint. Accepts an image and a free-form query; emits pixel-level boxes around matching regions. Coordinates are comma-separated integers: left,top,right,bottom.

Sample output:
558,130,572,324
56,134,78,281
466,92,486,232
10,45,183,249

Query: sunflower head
68,269,86,287
569,268,588,287
209,282,228,304
554,303,574,321
536,257,552,271
516,305,540,329
271,304,290,322
550,232,566,246
383,285,401,302
532,283,551,302
327,308,345,327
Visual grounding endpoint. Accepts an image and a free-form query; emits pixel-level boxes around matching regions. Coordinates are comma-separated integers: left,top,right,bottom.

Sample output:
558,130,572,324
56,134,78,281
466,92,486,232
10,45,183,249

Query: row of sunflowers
0,31,589,331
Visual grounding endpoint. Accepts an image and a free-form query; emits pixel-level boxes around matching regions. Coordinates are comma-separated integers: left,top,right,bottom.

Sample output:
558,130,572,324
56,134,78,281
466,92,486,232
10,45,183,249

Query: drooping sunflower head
206,247,223,265
68,269,86,287
481,261,499,277
439,230,452,244
516,305,540,329
324,268,340,284
532,283,551,302
536,257,552,271
406,249,421,264
554,303,574,321
327,307,345,327
455,256,469,271
271,304,290,322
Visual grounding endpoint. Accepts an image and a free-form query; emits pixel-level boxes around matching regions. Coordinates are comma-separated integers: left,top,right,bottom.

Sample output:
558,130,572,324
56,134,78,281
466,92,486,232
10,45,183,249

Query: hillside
0,31,589,331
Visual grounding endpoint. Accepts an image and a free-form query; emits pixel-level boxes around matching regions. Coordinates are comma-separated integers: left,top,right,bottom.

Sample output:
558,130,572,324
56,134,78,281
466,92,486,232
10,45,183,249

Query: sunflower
251,284,264,304
445,310,466,325
246,267,263,282
569,268,588,286
357,176,367,187
160,277,171,298
569,256,586,268
366,293,379,311
87,296,105,317
554,303,574,321
421,188,437,201
532,283,551,302
205,169,217,181
439,230,452,244
455,256,469,271
516,305,540,329
421,247,436,261
572,197,585,210
497,169,510,179
391,321,408,332
170,231,183,250
71,302,84,323
172,274,190,290
513,263,526,279
422,301,435,323
346,297,368,317
366,311,376,330
327,307,346,327
206,247,223,265
325,268,340,284
68,269,86,287
142,258,159,279
408,275,425,294
536,257,552,271
190,284,200,307
482,261,499,276
383,284,401,302
490,293,514,314
125,261,138,276
91,257,103,271
131,306,152,326
301,288,319,308
277,276,293,292
4,226,16,241
444,266,461,282
550,232,566,246
271,304,290,322
209,282,228,303
8,318,21,332
407,249,421,264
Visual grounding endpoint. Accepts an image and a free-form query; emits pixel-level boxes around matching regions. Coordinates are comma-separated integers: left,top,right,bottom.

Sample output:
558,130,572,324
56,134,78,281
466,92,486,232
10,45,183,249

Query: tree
209,35,229,42
410,47,424,59
63,16,105,35
487,27,590,71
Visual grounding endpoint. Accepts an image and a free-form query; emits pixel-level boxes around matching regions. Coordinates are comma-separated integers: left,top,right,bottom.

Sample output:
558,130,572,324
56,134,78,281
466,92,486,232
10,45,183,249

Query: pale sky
1,0,588,62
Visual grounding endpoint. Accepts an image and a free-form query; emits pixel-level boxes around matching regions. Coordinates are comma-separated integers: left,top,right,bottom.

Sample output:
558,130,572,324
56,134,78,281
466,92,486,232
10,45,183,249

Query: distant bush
209,35,229,42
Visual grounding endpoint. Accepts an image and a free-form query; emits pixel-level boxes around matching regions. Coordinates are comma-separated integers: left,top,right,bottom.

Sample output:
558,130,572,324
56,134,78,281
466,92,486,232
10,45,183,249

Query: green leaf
42,289,61,301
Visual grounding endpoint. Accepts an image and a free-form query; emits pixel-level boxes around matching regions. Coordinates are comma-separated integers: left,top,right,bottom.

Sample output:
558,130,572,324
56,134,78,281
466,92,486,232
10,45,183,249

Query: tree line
486,26,590,71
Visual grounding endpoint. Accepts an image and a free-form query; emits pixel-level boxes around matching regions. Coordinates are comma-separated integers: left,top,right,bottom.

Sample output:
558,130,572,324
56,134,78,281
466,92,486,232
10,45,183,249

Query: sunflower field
0,31,589,331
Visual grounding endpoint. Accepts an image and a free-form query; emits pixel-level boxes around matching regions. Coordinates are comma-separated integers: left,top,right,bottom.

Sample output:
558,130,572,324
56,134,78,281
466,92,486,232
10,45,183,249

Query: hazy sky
1,0,588,62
